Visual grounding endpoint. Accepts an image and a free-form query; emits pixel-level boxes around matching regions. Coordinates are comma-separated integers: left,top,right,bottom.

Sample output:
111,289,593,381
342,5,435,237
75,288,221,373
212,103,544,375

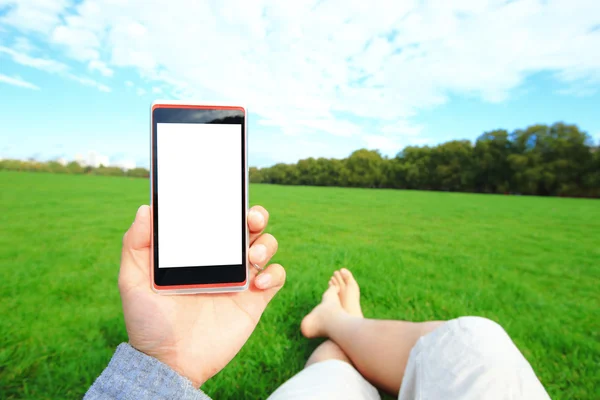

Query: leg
302,270,549,399
396,316,550,400
321,316,442,395
267,273,381,400
267,340,379,400
304,340,350,368
306,268,363,369
302,269,443,396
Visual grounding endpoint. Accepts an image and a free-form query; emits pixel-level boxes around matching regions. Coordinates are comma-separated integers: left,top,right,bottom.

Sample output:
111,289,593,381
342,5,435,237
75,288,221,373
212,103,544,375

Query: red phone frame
150,102,248,293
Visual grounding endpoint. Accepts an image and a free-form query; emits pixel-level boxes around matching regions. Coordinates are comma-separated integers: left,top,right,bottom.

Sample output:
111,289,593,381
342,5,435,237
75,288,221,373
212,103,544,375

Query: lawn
0,171,599,399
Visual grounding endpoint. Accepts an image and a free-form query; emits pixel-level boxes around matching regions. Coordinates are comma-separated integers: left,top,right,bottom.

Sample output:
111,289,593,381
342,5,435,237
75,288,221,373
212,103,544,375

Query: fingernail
255,273,271,288
135,206,146,221
250,210,265,226
252,244,267,263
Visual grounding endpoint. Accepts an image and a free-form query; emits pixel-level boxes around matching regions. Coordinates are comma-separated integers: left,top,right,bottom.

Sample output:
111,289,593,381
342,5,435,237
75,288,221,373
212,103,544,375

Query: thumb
123,205,151,251
120,205,151,290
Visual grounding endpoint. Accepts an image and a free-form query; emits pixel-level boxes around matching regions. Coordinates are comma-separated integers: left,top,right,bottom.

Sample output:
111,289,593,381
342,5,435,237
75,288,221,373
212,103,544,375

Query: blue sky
1,0,599,169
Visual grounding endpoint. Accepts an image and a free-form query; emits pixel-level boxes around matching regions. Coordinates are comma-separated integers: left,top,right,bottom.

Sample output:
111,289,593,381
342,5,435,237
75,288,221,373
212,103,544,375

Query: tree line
250,123,600,198
0,159,150,178
2,122,598,197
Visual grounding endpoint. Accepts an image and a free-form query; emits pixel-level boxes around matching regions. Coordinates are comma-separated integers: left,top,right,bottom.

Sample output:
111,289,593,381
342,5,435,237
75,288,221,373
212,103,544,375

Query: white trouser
267,317,550,400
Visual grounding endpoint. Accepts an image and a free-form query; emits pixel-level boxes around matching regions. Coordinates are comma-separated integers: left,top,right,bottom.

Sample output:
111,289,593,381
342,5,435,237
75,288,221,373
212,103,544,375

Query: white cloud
363,134,431,155
0,45,68,73
151,86,162,94
88,60,114,77
0,73,39,90
381,121,423,137
136,87,147,96
2,0,600,144
125,80,134,87
0,0,70,34
0,44,112,92
110,159,136,170
259,116,362,137
66,73,111,92
12,37,36,53
364,120,425,154
74,153,135,169
78,151,110,168
557,86,597,97
52,24,100,61
251,135,351,167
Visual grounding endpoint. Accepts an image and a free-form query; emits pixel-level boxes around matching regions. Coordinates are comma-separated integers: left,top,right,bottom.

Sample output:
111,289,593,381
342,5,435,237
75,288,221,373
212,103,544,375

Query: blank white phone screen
157,123,242,268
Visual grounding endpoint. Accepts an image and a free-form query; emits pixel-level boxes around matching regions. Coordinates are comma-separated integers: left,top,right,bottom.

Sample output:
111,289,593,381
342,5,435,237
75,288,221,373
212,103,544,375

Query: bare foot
301,286,345,338
330,268,363,317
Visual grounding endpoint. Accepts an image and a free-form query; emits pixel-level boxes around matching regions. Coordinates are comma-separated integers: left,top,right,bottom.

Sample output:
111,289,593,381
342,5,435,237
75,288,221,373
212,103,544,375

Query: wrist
87,343,211,399
129,342,209,388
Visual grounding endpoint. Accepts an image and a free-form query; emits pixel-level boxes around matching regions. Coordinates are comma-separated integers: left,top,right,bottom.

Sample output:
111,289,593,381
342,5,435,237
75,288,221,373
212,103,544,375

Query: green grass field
1,171,599,399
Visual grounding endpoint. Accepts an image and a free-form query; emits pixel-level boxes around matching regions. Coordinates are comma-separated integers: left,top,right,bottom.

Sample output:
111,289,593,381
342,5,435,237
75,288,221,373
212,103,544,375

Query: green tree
4,121,596,197
510,123,593,196
473,130,513,193
584,147,600,197
66,161,84,174
344,149,386,188
127,168,150,178
397,146,435,190
46,161,68,174
249,167,262,183
93,166,125,177
431,140,474,191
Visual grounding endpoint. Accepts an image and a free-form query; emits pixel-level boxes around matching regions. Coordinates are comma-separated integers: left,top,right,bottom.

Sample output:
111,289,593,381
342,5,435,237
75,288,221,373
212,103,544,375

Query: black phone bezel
151,105,247,287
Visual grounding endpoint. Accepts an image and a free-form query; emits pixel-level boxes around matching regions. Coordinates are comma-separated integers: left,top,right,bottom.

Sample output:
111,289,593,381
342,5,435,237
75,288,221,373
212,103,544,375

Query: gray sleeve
84,343,212,400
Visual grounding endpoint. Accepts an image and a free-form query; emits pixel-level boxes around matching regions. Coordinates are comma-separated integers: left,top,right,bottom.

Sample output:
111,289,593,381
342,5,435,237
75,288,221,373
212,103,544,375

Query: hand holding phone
119,204,285,387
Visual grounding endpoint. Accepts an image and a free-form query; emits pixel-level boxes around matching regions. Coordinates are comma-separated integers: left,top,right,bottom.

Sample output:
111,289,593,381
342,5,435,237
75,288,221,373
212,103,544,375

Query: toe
334,270,345,289
329,277,340,292
340,268,355,284
323,285,339,299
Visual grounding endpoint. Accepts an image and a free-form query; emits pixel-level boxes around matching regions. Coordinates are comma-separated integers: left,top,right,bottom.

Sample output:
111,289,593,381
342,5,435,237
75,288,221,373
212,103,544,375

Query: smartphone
150,101,248,294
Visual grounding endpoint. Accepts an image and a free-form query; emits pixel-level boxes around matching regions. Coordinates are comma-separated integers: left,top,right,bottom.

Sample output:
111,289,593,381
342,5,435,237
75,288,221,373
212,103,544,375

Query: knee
305,340,351,368
456,316,508,338
459,316,505,330
454,316,517,358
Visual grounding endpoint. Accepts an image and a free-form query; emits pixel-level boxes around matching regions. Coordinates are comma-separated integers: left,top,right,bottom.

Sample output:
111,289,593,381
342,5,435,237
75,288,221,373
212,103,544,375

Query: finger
248,233,278,273
238,262,285,321
248,206,269,245
254,263,286,290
